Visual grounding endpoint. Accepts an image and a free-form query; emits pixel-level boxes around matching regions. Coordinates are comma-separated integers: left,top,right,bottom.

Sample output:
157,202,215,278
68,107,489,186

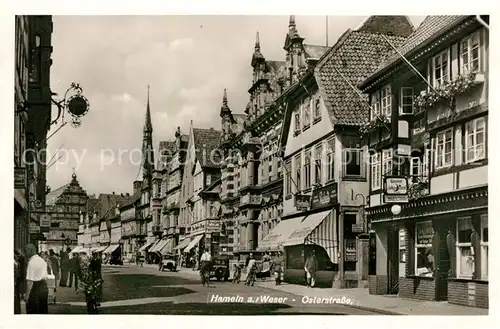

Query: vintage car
159,254,177,272
210,256,230,281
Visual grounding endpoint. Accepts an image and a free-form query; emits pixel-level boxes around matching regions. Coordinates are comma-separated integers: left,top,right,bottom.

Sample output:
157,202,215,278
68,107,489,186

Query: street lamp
391,204,402,216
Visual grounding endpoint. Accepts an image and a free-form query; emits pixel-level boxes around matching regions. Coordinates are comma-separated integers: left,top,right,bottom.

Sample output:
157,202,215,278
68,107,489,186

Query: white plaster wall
430,173,455,195
459,165,488,189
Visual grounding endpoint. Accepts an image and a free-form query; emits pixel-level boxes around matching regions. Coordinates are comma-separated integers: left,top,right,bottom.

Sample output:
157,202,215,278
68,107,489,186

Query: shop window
415,221,434,277
456,217,474,279
465,117,486,163
435,128,453,169
371,152,381,190
481,214,488,280
461,32,480,74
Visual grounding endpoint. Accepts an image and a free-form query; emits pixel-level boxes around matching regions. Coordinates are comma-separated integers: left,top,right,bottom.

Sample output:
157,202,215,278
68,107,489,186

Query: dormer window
370,91,381,120
380,85,392,118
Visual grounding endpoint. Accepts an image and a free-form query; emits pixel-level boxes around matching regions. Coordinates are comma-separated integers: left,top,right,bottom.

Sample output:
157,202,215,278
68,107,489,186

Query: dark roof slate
314,30,407,126
357,15,415,37
192,128,223,168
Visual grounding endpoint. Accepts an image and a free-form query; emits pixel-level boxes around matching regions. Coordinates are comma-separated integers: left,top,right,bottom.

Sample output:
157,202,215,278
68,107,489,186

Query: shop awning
151,239,168,253
103,244,120,254
184,234,203,253
258,209,338,263
70,246,82,254
95,245,108,253
138,242,153,252
174,238,190,251
148,239,163,253
257,215,307,251
158,238,174,256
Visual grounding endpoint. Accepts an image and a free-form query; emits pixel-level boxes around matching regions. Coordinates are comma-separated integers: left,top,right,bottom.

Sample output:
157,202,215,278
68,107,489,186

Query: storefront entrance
387,227,399,294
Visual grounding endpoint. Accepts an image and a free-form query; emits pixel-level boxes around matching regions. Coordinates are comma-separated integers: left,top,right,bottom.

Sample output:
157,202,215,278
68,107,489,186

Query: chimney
133,180,142,194
112,191,115,195
126,192,130,196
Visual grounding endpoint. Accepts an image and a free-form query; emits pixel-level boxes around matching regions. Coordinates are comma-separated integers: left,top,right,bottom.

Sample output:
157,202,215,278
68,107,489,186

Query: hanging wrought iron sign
51,82,90,128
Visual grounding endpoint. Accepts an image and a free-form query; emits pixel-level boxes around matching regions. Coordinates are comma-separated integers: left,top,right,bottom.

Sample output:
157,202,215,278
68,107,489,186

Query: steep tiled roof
120,192,141,208
315,30,407,126
192,128,223,168
45,184,70,206
304,44,329,60
371,16,467,79
95,193,131,219
86,197,99,215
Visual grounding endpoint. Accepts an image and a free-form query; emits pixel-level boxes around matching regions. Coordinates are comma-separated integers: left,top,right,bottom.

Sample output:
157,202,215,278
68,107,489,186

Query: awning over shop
257,215,307,251
184,234,203,253
174,238,190,251
95,245,108,253
258,209,338,263
138,242,153,252
158,238,174,256
148,239,163,253
70,246,82,254
151,239,168,253
103,244,120,254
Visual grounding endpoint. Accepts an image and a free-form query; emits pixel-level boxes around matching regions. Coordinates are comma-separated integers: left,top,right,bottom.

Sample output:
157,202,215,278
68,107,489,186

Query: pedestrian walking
48,249,60,282
68,253,80,290
245,253,257,286
14,249,25,314
272,252,283,285
200,249,212,287
59,247,71,287
41,251,57,304
24,244,49,314
304,250,317,288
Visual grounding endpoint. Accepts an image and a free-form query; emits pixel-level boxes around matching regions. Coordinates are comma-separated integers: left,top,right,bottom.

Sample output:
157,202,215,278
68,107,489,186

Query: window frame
431,49,450,88
314,144,322,185
313,98,322,122
294,111,301,133
326,138,335,182
456,217,474,279
460,31,481,75
294,154,302,192
304,149,312,189
435,128,454,169
371,152,381,190
380,85,392,118
465,117,486,163
382,149,393,177
415,221,434,277
370,90,381,121
343,148,363,178
400,87,414,115
303,98,311,128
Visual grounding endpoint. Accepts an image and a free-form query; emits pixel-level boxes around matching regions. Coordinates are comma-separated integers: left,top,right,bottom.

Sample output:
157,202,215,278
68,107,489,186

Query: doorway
387,227,399,294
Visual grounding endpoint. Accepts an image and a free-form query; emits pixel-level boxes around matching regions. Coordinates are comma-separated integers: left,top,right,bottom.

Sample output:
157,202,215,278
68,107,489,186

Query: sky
46,15,426,195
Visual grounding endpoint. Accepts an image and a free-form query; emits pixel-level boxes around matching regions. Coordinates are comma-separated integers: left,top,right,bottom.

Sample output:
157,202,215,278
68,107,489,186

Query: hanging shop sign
344,238,357,262
295,194,311,211
311,182,338,209
14,167,27,189
383,176,409,203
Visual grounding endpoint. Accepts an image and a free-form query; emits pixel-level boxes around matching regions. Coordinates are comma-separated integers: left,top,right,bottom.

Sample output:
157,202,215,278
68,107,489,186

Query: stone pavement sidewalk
255,281,488,315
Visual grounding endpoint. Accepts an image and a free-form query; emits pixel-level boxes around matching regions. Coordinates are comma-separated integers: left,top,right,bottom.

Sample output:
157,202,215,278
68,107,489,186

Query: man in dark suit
68,253,80,290
59,247,71,287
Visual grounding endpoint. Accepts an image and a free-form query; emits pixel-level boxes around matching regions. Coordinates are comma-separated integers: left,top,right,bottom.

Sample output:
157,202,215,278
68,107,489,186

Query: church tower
141,86,155,191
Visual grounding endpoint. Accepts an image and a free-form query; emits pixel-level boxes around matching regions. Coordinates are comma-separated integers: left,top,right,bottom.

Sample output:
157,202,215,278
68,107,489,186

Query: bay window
314,144,322,185
415,221,434,277
326,138,335,181
481,214,488,280
304,149,311,189
456,217,474,279
400,87,414,115
461,32,480,74
382,149,393,177
371,152,381,190
435,128,453,169
303,99,311,127
432,49,449,87
380,85,392,118
465,117,486,163
294,154,301,192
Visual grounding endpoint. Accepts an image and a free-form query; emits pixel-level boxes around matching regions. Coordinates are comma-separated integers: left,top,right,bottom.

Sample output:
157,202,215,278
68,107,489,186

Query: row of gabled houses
69,15,488,309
